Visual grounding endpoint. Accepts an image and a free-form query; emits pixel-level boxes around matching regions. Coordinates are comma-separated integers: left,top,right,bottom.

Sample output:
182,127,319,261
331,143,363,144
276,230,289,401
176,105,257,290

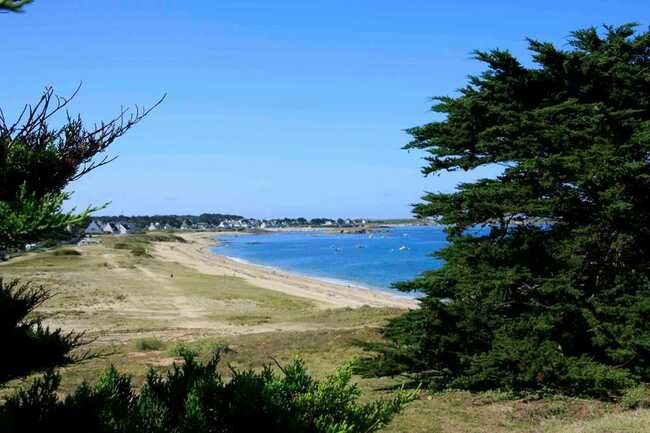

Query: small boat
399,245,409,251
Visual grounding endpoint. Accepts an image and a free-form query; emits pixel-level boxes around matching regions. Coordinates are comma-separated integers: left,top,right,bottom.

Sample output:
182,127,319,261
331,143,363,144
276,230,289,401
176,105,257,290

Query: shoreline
219,252,417,301
152,231,419,310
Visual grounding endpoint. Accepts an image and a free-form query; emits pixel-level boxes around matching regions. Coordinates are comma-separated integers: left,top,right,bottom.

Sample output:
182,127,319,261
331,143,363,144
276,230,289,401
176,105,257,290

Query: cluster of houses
84,221,132,235
83,217,370,236
216,218,368,229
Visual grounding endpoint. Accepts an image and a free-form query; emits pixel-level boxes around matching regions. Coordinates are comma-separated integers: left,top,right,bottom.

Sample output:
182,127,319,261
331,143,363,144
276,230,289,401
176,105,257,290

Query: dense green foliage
0,86,159,382
0,185,94,252
0,278,83,383
357,24,650,398
0,351,410,433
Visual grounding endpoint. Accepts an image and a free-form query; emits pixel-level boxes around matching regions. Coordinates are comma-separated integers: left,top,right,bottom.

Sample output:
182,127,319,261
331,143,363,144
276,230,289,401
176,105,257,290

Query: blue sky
2,1,647,218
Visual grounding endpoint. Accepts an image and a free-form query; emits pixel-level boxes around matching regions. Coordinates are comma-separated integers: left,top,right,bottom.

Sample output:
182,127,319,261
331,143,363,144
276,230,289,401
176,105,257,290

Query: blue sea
211,226,448,297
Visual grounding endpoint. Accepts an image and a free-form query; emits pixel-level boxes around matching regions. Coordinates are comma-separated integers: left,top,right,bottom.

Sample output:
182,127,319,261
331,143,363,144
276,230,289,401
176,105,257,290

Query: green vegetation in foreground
4,328,649,433
357,24,650,399
0,350,411,433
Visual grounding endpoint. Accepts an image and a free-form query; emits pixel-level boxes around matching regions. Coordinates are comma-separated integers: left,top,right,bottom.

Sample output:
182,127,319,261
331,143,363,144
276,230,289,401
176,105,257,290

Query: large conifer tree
357,24,650,398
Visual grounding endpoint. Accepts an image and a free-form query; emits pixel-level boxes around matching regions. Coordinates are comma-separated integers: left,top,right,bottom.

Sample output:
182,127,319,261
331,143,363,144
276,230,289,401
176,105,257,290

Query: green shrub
52,249,81,256
167,339,230,357
130,246,150,257
143,234,186,243
133,338,165,352
0,351,413,433
620,385,650,410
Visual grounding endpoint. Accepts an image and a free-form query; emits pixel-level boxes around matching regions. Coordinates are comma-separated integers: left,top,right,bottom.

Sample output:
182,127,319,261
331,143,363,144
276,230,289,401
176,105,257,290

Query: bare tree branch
0,85,166,201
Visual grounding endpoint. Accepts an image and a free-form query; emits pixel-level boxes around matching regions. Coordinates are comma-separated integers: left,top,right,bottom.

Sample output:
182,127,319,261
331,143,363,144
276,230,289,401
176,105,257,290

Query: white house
114,223,130,235
148,222,159,231
101,223,115,234
84,221,103,234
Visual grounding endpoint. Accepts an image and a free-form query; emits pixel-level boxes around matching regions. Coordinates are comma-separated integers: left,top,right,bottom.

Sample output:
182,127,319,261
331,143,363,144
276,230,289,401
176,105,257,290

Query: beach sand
152,231,418,310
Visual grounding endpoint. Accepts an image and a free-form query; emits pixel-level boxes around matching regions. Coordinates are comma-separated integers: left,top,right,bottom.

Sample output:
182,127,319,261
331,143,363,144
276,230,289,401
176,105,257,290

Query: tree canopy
0,86,162,382
0,87,163,252
356,24,650,398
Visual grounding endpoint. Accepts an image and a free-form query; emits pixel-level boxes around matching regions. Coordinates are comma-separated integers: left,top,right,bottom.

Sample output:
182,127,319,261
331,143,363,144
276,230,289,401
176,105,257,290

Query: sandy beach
152,231,418,310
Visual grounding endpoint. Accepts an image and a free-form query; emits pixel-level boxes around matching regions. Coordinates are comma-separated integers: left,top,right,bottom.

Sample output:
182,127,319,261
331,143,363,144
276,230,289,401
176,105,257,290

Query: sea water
211,226,448,297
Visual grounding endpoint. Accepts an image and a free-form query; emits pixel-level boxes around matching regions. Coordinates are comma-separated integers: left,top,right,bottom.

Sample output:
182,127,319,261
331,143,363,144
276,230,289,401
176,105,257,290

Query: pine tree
357,24,650,398
0,1,32,12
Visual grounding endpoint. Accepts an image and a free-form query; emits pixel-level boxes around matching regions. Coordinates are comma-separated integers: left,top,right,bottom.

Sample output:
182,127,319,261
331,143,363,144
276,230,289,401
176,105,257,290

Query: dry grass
0,236,323,341
1,236,648,433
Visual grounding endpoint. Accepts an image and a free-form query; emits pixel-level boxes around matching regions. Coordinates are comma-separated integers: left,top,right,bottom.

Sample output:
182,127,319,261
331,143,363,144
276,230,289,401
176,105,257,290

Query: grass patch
110,233,186,245
227,314,272,325
130,246,150,257
111,239,151,257
551,410,650,433
294,306,402,328
132,337,166,351
138,233,187,243
473,389,518,404
620,385,650,409
52,249,82,256
166,338,230,358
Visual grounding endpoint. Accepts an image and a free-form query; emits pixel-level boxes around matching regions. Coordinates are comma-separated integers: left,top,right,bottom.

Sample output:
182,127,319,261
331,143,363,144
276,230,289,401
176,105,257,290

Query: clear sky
2,1,647,218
